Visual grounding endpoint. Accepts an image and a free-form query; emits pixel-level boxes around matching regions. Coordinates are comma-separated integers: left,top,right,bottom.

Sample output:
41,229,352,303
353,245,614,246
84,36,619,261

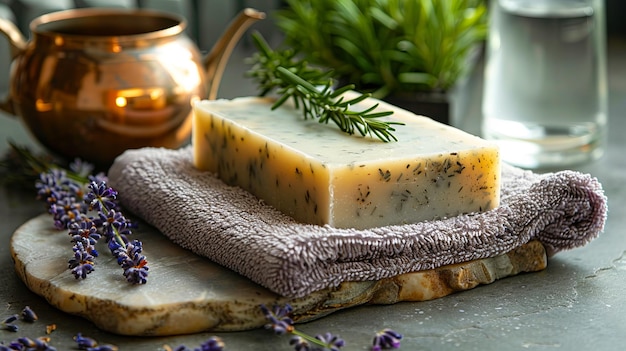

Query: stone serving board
11,214,548,336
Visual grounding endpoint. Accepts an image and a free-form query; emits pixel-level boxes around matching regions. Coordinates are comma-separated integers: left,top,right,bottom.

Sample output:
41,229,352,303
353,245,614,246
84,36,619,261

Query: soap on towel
192,94,500,229
108,146,607,298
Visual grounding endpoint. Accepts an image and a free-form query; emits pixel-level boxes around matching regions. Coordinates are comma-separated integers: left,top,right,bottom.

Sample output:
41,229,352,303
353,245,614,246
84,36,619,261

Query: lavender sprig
35,159,148,284
261,303,346,351
260,304,403,351
166,303,398,351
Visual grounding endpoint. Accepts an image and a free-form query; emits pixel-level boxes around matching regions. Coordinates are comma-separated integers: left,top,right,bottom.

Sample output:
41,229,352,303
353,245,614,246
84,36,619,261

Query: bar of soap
192,93,500,229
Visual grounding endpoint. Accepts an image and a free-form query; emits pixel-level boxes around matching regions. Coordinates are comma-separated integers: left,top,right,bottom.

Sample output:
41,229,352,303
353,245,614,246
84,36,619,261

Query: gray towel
108,146,607,298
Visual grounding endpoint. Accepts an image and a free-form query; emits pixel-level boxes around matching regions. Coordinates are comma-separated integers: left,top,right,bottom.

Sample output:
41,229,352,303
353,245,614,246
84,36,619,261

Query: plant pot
383,91,451,125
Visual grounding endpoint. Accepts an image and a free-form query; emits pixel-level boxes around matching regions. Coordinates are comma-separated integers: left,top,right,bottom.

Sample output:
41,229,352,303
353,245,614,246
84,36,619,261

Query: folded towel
108,146,607,298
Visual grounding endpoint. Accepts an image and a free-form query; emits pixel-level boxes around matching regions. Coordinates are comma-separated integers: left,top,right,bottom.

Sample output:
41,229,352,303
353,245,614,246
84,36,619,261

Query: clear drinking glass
481,0,607,169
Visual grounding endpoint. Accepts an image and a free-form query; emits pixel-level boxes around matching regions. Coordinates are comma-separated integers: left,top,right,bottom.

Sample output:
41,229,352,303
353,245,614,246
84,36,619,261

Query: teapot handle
0,17,28,116
204,8,265,100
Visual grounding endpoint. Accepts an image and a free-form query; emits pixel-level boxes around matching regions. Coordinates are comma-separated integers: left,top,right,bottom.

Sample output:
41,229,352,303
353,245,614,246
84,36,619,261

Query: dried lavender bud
161,336,224,351
99,209,133,245
371,328,403,350
68,219,101,248
74,332,98,349
68,241,96,279
260,304,294,334
88,344,119,351
118,240,149,285
197,337,225,351
162,345,193,351
85,181,118,212
314,332,345,351
1,314,18,332
21,306,37,323
14,336,56,351
289,336,310,351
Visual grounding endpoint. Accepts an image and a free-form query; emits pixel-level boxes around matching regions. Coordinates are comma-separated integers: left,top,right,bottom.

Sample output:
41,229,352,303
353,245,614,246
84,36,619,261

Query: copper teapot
0,7,264,166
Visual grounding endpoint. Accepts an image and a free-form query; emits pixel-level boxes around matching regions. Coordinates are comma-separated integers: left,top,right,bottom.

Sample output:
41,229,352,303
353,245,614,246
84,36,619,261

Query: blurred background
0,0,624,104
0,0,282,97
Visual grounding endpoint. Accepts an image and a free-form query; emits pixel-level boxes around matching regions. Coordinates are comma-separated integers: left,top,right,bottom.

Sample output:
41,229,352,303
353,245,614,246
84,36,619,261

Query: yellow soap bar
192,94,500,229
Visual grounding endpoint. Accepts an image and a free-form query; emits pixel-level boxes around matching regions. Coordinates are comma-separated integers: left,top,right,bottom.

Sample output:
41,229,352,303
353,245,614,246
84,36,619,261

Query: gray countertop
1,38,625,351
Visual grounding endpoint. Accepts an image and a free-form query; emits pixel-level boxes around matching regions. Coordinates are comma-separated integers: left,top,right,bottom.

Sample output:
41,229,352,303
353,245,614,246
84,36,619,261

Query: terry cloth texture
108,146,607,298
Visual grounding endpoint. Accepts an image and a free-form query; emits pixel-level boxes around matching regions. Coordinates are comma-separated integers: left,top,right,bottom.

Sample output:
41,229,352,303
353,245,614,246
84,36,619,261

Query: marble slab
11,214,548,336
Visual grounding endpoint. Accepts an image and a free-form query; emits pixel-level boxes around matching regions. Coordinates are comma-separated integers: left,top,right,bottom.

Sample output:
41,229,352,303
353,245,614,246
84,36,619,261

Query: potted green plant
272,0,488,124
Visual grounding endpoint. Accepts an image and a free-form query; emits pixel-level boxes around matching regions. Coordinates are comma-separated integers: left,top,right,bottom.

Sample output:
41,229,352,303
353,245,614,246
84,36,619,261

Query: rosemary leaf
0,141,91,189
0,141,55,189
246,32,404,142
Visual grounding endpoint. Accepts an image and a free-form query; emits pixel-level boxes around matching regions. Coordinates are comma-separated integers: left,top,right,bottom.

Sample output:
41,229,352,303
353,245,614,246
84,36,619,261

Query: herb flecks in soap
246,32,404,142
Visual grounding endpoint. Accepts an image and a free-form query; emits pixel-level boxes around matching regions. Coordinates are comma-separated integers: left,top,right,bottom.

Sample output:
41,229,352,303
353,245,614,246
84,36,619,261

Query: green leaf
274,0,487,96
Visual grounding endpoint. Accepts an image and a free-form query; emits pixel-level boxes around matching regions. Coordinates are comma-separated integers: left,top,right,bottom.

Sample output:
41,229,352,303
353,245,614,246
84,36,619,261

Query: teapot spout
204,8,265,100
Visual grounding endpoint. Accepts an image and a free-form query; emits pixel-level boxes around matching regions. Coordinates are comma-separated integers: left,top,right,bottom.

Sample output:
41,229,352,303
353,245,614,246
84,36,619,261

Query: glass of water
481,0,607,169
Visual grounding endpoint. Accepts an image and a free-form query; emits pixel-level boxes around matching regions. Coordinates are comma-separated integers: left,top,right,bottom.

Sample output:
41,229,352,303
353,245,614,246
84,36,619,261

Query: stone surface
2,33,626,351
11,214,547,336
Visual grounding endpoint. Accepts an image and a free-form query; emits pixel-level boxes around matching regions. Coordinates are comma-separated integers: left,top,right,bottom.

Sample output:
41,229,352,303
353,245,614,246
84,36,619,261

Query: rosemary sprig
246,32,404,142
274,0,487,96
0,141,86,189
0,141,57,189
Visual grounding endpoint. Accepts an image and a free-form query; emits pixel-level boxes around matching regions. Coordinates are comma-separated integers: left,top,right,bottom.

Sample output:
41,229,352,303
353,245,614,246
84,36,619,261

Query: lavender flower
35,170,63,203
1,314,18,332
69,158,95,179
260,304,294,334
68,241,95,279
73,333,118,351
260,304,347,351
197,337,225,351
371,328,403,350
48,196,83,230
162,304,402,351
20,306,37,323
36,161,148,284
162,337,224,351
98,209,133,245
314,332,344,351
85,181,118,212
289,334,345,351
87,345,119,351
36,168,89,230
11,336,56,351
117,240,149,285
163,345,193,351
74,333,98,349
289,336,311,351
68,218,101,247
